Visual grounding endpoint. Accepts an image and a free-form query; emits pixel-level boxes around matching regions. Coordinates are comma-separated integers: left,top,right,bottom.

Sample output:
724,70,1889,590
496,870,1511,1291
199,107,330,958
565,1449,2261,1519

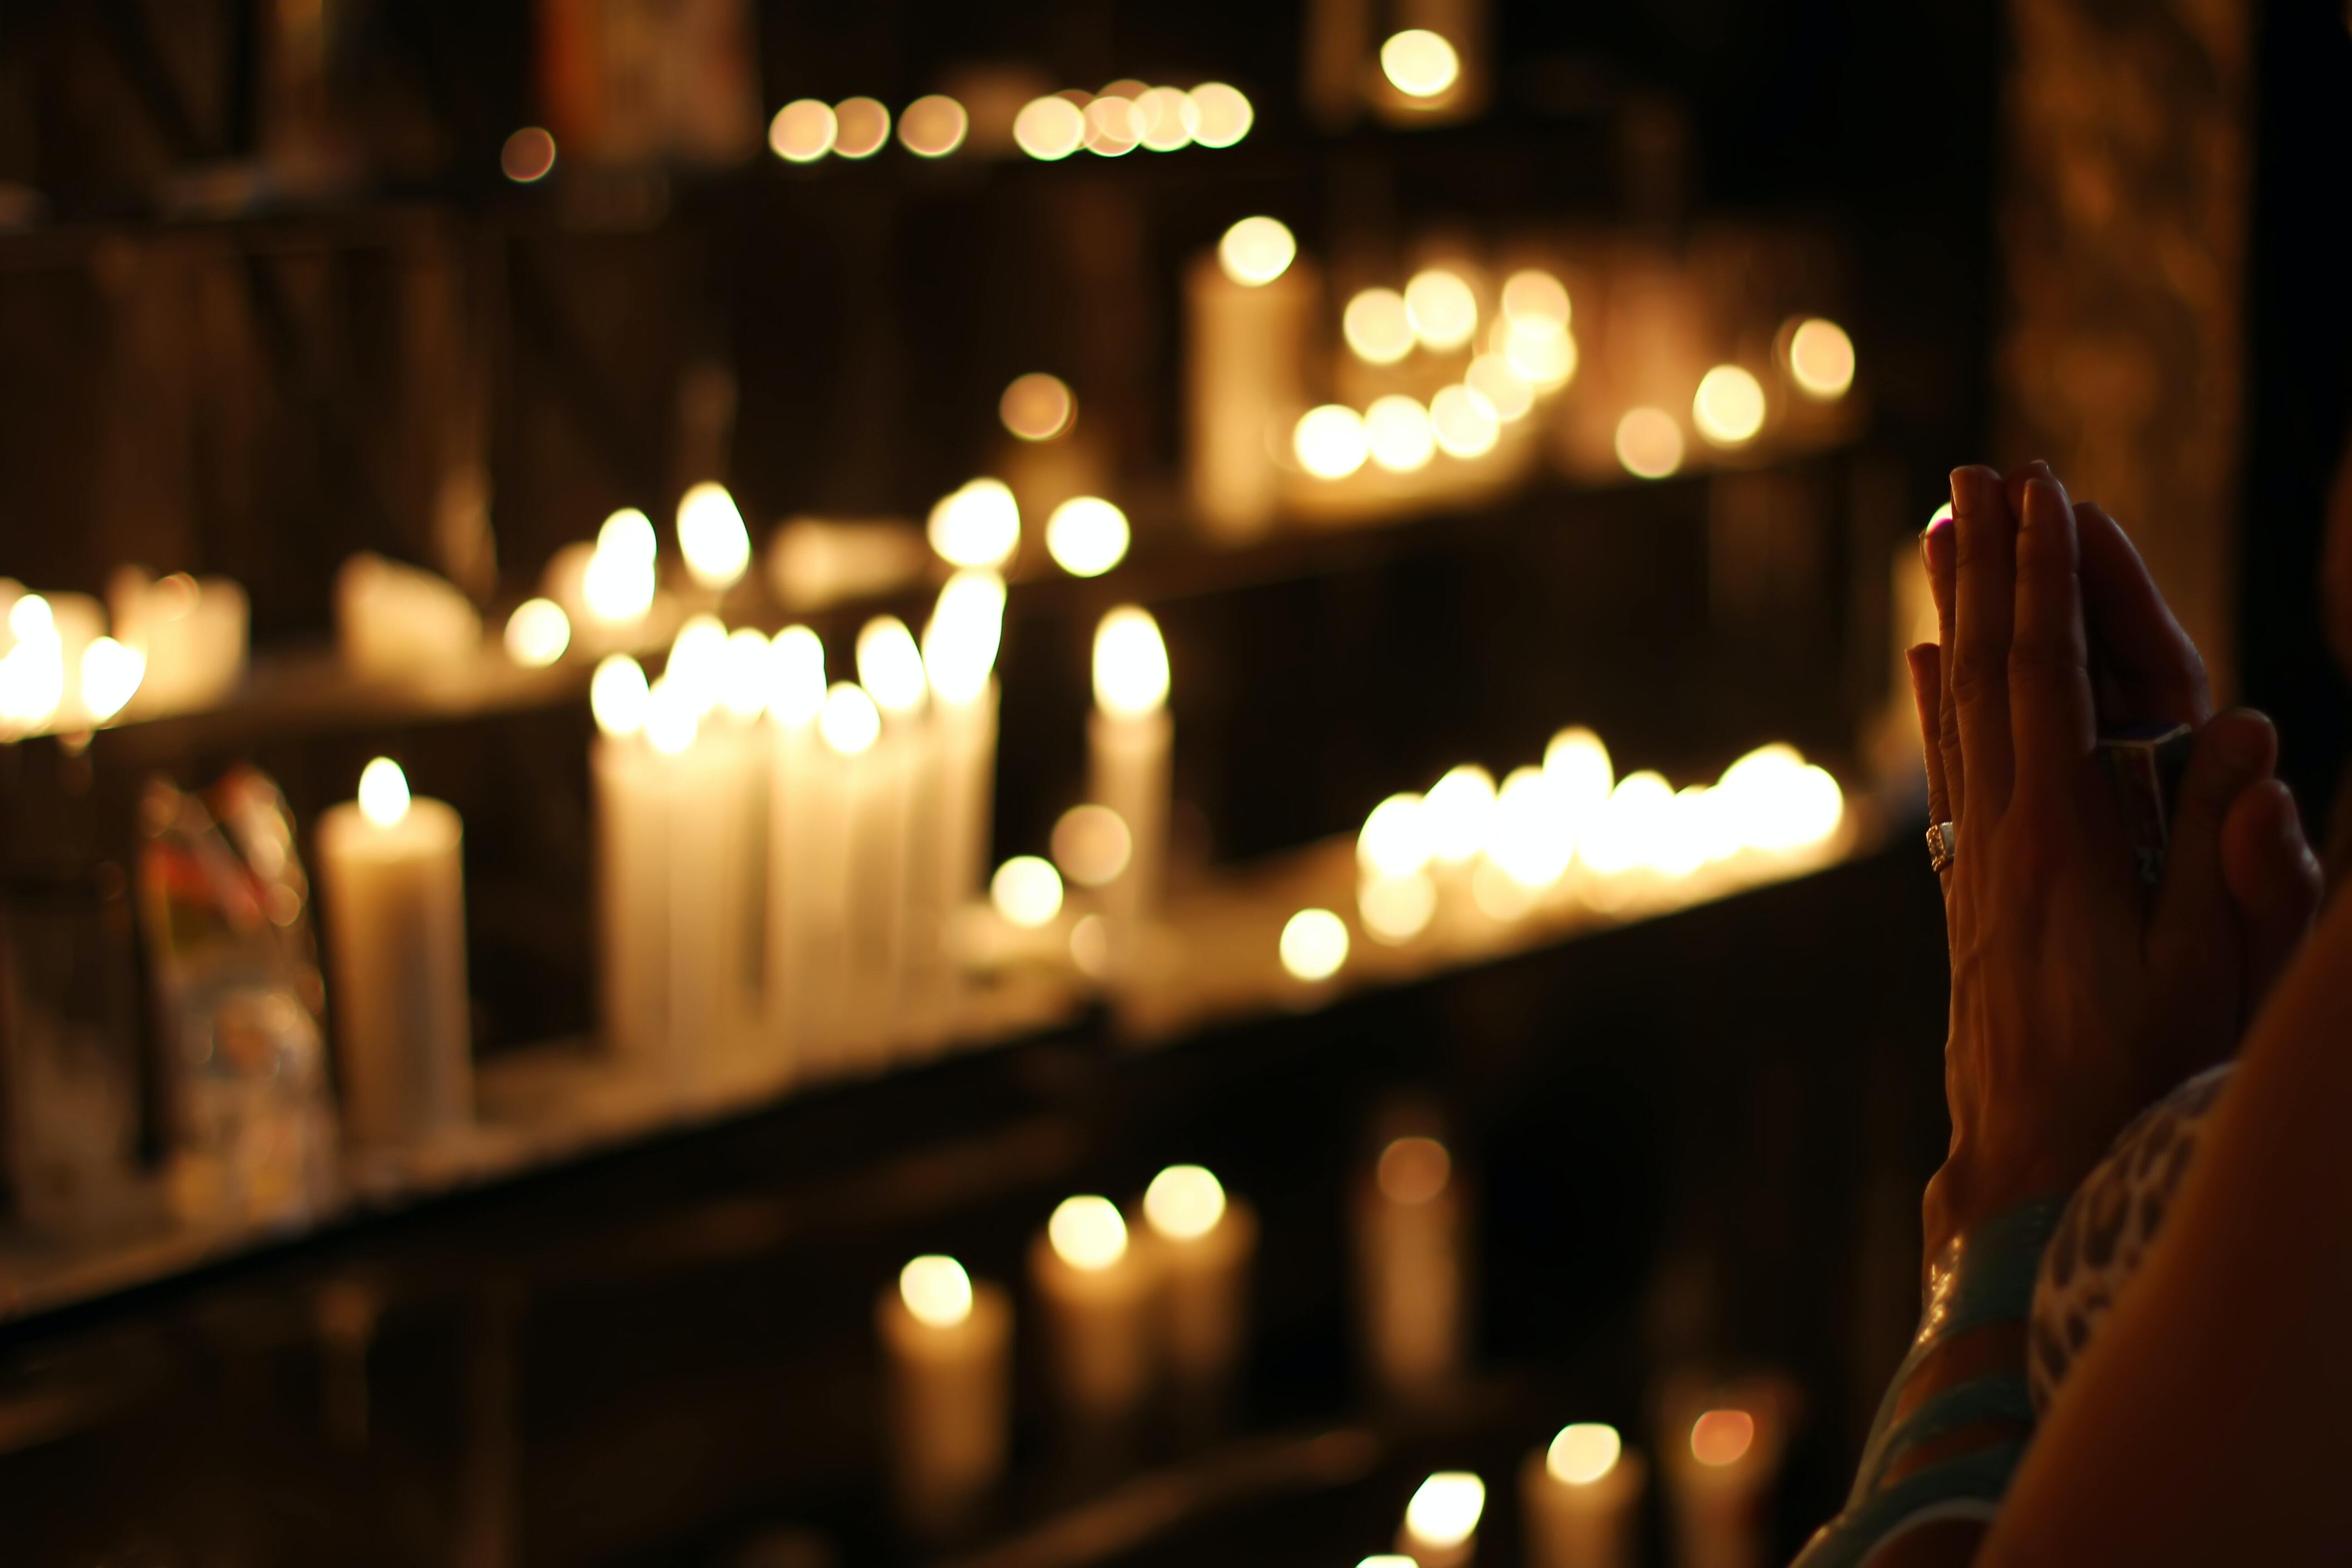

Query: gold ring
1926,821,1956,875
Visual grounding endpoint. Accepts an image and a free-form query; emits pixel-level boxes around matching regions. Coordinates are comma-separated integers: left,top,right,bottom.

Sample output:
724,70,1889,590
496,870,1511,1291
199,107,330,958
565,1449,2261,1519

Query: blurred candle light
991,857,1063,928
1051,804,1132,888
1465,354,1534,422
857,617,928,715
1400,1472,1486,1568
1218,216,1296,286
1381,30,1463,99
1359,793,1433,879
593,654,666,1065
504,598,571,667
1405,268,1478,352
1501,269,1571,327
1692,366,1767,446
1358,872,1439,945
677,481,751,590
1089,608,1172,965
1487,765,1576,891
1046,497,1131,576
898,94,969,157
924,573,1005,937
1001,372,1076,441
1279,908,1350,982
1786,318,1856,400
1048,1192,1125,1270
1506,318,1578,389
1581,771,1675,877
1425,764,1497,865
78,637,144,724
879,1254,1012,1532
1033,1195,1156,1424
665,614,730,715
1360,1132,1465,1398
1526,1423,1645,1568
1083,95,1143,156
1295,404,1371,478
1135,86,1197,150
591,653,651,735
833,97,892,157
1014,95,1086,160
1188,83,1253,147
1615,407,1685,479
1365,396,1437,473
1345,288,1417,365
584,508,659,626
1430,384,1500,459
769,99,837,162
1145,1163,1258,1405
1669,1402,1776,1568
928,479,1022,569
501,127,556,182
821,681,882,755
719,627,770,720
643,678,699,756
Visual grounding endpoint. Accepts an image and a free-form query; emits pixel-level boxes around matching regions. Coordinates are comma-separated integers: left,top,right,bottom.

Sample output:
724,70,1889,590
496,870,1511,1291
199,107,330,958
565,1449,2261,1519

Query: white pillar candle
1030,1195,1158,1424
316,758,471,1147
811,682,883,1074
107,568,247,716
764,626,831,1068
859,616,936,1057
1088,607,1172,972
1664,1405,1778,1568
924,573,1007,1000
1396,1470,1485,1568
1356,1134,1466,1401
590,655,670,1071
1142,1165,1257,1392
1523,1425,1644,1568
1187,218,1314,539
877,1254,1012,1533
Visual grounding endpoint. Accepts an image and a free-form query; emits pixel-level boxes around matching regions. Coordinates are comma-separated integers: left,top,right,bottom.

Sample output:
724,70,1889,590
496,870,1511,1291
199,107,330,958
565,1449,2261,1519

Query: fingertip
2203,707,2279,778
2222,775,2323,935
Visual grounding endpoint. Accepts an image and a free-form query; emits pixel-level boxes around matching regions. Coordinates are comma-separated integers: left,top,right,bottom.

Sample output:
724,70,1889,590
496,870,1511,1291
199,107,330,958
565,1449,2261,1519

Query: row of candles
880,1147,1781,1567
0,570,246,738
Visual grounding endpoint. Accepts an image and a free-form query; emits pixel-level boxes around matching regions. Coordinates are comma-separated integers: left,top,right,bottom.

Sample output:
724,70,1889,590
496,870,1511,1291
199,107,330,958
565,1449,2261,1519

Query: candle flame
1424,764,1497,864
1548,1423,1623,1486
769,98,837,162
1048,1195,1129,1271
1615,407,1685,479
1051,803,1132,888
1544,727,1614,814
1405,268,1478,352
1344,288,1416,366
924,571,1006,704
898,94,968,157
1295,405,1371,480
504,598,571,667
666,615,730,716
991,855,1064,928
1188,83,1253,147
899,1255,975,1328
1691,1408,1755,1467
856,616,928,715
1217,216,1295,287
1143,1165,1227,1241
1279,908,1350,981
644,677,700,756
1135,86,1197,151
1787,318,1855,400
1377,1136,1450,1205
357,757,412,828
79,636,145,723
1046,497,1131,577
1001,373,1076,441
1693,365,1767,446
1092,606,1169,718
590,654,651,736
1486,764,1576,889
720,627,770,720
677,482,751,591
928,479,1021,570
818,681,881,755
1013,95,1086,161
766,625,828,725
584,510,658,624
1365,395,1436,473
1381,29,1461,98
1358,792,1432,879
1404,1472,1485,1548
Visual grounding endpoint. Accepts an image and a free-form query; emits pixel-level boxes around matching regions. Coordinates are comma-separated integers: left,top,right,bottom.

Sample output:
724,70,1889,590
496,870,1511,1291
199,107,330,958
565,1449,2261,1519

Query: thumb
2221,777,2323,1009
2158,709,2280,931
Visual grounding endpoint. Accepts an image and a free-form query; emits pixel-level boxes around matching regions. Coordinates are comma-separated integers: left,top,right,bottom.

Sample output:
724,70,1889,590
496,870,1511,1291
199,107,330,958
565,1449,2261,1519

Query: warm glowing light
767,625,828,724
833,97,891,158
1358,872,1438,945
1430,384,1499,459
928,479,1021,569
1358,1560,1418,1568
857,616,928,716
1143,1165,1227,1240
1928,501,1954,529
1359,792,1433,878
1548,1424,1623,1486
1048,1195,1129,1271
1501,270,1570,327
1580,771,1675,876
1083,95,1142,156
1052,803,1133,888
1425,764,1497,863
1294,405,1370,479
1136,86,1197,151
1380,30,1462,99
1069,912,1109,977
9,593,54,641
599,507,657,561
1716,744,1843,851
1465,354,1534,423
898,94,969,157
591,653,651,736
677,481,751,590
1344,288,1416,366
79,637,144,722
644,677,699,755
1279,908,1350,981
1544,727,1614,814
898,1256,974,1329
1405,1473,1486,1547
819,681,881,755
1378,1136,1450,1203
1014,95,1087,160
1218,216,1296,287
1405,268,1478,352
769,99,837,162
1188,83,1253,147
584,509,658,623
1001,372,1076,441
1047,497,1131,577
504,598,571,666
1693,365,1767,446
1092,607,1169,718
923,571,1005,704
719,627,769,720
992,855,1064,928
1691,1409,1756,1467
1488,765,1576,888
357,757,411,827
665,614,729,715
1615,407,1685,479
501,127,557,182
1788,318,1856,399
1505,318,1578,389
1365,396,1436,473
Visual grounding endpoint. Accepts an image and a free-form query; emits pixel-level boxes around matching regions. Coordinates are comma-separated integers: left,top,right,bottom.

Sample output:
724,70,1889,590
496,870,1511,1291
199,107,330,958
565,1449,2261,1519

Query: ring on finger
1926,820,1957,875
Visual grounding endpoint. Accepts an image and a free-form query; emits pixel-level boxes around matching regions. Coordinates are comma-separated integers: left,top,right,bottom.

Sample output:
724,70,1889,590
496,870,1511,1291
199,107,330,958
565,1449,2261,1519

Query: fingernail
2022,475,2061,528
1948,466,1989,516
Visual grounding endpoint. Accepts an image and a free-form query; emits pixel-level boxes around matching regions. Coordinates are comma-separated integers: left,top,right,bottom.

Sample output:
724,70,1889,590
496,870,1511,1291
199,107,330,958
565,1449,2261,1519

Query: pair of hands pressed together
1906,462,2324,1262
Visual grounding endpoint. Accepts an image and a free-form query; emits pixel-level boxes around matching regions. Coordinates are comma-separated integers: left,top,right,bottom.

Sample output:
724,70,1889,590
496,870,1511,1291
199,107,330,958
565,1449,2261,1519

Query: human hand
1907,464,2320,1263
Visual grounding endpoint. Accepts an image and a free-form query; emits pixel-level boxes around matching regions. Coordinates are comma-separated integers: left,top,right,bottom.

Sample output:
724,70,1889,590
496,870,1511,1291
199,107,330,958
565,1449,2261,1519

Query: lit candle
1396,1471,1486,1568
1664,1405,1778,1568
105,568,247,717
923,574,1006,1036
590,655,671,1070
1088,607,1171,974
851,618,927,1061
315,758,471,1147
877,1254,1012,1533
1188,217,1314,539
1356,1134,1466,1401
764,627,831,1067
1142,1165,1257,1397
1030,1194,1158,1425
809,681,882,1074
1523,1423,1644,1568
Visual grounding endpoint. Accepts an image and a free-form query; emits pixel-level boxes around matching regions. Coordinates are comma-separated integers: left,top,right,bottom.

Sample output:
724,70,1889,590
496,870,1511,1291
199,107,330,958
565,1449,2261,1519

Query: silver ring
1926,821,1956,875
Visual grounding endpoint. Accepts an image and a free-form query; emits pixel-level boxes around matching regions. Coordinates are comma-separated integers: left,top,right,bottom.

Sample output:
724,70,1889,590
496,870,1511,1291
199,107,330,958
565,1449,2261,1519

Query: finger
2010,471,2096,798
2221,777,2323,1009
1908,642,1952,833
2002,458,2056,522
1923,514,1965,825
2076,501,2212,727
2159,710,2281,941
1949,465,2017,821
